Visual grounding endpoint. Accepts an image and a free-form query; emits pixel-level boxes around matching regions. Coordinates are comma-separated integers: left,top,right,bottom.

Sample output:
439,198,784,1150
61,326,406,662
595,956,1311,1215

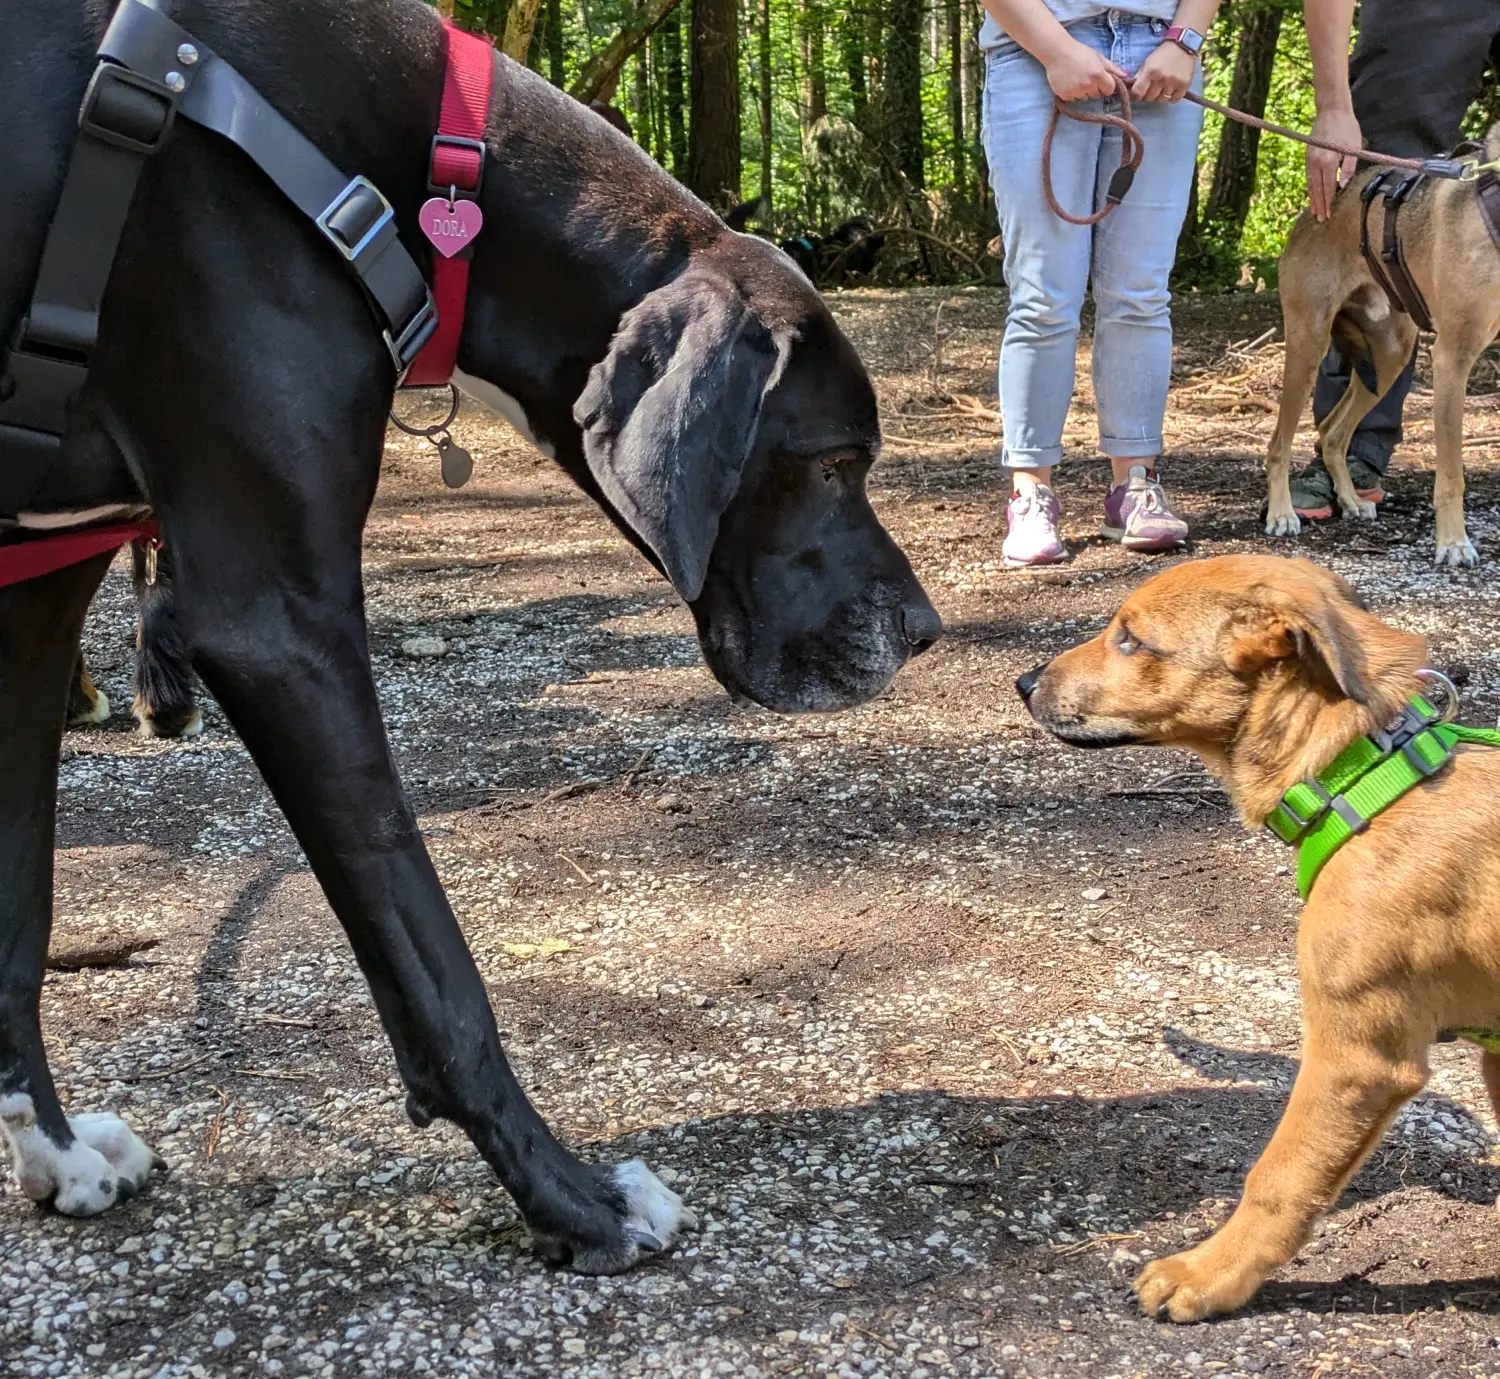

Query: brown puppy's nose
1015,661,1048,703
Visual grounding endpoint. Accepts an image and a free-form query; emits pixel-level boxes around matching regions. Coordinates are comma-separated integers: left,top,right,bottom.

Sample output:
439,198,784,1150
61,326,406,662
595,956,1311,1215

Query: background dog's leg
131,540,201,738
1430,323,1494,566
1266,308,1335,537
1135,1028,1426,1322
173,537,689,1273
0,558,159,1212
1320,315,1415,523
65,653,110,727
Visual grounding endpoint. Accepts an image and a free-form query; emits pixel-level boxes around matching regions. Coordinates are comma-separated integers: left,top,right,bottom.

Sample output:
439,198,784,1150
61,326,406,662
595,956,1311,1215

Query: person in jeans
1295,0,1500,519
981,0,1217,566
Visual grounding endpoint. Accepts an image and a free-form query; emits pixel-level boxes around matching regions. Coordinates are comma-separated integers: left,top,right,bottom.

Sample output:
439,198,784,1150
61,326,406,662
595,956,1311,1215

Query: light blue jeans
982,14,1204,469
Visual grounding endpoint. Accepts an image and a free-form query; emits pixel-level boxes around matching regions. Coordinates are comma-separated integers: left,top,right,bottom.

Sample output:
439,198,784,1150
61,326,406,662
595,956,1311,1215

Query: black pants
1312,0,1500,472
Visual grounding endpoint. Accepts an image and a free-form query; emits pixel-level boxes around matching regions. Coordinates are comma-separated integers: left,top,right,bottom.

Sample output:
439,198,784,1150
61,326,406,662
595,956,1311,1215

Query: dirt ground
7,286,1500,1379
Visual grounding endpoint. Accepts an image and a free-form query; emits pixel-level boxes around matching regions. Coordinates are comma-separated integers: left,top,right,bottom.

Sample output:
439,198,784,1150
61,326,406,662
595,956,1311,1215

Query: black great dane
1,0,939,1271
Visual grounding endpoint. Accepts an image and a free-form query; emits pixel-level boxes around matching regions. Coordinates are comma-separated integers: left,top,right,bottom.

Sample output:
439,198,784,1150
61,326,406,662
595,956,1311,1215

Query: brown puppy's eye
1118,632,1141,656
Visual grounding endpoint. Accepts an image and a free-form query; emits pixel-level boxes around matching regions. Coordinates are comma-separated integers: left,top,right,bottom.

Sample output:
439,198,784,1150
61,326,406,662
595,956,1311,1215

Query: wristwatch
1163,25,1205,56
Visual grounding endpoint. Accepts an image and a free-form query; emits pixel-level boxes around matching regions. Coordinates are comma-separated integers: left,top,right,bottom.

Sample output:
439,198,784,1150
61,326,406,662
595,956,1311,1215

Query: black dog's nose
902,599,943,655
1015,661,1048,702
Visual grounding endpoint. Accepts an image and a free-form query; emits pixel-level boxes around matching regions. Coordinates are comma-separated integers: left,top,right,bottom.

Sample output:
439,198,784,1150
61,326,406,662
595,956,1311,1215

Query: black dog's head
572,233,939,712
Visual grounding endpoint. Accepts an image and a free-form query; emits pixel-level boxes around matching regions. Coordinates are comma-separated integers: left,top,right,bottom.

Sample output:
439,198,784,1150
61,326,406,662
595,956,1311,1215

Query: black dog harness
1359,146,1500,334
0,0,443,535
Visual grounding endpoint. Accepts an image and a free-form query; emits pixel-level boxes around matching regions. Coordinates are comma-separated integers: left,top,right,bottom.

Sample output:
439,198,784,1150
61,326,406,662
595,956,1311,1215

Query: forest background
429,0,1500,290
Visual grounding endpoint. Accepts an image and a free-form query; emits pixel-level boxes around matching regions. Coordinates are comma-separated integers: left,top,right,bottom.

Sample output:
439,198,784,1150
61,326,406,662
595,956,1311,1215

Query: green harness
1264,691,1500,1052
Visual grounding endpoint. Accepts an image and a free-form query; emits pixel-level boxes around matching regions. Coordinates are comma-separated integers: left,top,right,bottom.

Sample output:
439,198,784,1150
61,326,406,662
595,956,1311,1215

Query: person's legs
1301,0,1500,515
982,28,1101,564
1090,14,1203,549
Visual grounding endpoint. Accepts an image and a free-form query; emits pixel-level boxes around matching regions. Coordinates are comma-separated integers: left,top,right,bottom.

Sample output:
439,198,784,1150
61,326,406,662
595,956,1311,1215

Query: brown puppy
1267,129,1500,566
1017,553,1500,1321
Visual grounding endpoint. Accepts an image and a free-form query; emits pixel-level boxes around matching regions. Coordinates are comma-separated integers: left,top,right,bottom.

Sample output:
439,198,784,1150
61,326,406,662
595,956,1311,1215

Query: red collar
402,22,494,389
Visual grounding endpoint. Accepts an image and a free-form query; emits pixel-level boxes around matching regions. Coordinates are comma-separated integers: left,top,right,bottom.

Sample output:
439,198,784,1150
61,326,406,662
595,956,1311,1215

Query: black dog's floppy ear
574,267,787,601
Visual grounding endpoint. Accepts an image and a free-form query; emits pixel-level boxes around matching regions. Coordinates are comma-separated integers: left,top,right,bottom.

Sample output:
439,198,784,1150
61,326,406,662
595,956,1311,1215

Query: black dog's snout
1015,661,1049,703
901,599,943,655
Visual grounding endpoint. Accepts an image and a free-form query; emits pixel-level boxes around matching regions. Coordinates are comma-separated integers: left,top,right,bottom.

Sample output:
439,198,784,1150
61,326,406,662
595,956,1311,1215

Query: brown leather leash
1043,76,1473,226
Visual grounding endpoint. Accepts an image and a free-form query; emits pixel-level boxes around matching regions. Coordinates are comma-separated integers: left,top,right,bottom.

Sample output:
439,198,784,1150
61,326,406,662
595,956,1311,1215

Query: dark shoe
1290,456,1385,521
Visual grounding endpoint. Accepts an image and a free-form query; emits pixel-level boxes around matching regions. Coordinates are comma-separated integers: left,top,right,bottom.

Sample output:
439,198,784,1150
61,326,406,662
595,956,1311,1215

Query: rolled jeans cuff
1100,434,1162,460
1002,444,1063,470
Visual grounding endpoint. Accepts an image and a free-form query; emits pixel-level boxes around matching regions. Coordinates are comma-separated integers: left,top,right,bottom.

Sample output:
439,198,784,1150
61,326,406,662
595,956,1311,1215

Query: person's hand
1307,108,1361,221
1131,40,1195,103
1043,37,1128,102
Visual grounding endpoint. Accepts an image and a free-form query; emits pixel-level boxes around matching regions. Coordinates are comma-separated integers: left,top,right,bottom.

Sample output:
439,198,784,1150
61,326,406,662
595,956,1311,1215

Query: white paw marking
69,688,111,726
1265,511,1301,538
135,707,203,740
614,1158,697,1245
1341,498,1378,522
453,370,555,458
0,1093,157,1215
1435,539,1479,568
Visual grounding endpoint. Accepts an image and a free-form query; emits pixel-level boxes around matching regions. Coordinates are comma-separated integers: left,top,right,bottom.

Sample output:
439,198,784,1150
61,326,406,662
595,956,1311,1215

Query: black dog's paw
529,1159,697,1275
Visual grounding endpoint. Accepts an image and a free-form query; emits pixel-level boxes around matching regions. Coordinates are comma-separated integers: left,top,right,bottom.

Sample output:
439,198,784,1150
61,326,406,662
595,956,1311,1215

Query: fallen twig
619,746,656,796
557,851,595,886
135,1053,213,1082
46,937,160,971
1053,1230,1145,1257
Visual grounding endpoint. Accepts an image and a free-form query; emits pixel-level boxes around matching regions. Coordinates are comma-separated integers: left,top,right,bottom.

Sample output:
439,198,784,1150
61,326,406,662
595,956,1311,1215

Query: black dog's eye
818,448,865,481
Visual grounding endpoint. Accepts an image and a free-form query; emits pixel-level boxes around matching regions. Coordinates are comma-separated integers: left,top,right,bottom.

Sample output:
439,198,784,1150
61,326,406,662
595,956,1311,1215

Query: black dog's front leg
178,553,688,1272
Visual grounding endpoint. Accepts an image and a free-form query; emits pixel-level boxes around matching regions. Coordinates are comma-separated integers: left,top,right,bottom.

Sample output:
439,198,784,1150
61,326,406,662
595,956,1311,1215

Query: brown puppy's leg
1430,324,1493,567
1135,1024,1426,1322
1266,308,1336,538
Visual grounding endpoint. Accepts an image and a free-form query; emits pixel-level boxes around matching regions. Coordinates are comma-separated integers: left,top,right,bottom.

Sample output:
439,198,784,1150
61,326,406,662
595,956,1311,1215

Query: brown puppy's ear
1226,576,1425,711
1224,601,1365,700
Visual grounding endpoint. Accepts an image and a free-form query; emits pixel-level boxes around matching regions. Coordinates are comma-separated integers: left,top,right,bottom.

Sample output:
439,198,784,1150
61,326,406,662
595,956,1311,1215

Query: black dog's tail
131,540,201,738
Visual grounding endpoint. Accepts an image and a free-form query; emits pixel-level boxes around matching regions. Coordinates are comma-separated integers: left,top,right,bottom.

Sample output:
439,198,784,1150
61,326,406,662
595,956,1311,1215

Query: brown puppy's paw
1135,1250,1255,1323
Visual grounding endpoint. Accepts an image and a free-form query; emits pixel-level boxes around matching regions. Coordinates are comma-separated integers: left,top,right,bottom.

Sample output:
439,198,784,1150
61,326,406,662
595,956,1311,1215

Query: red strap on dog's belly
403,23,494,389
0,519,157,589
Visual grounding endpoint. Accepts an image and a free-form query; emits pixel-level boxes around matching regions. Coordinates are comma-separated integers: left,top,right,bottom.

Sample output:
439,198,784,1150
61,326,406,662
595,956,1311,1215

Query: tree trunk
663,5,688,174
877,0,924,189
568,0,681,103
545,0,564,84
635,42,652,153
501,0,544,60
687,0,741,207
800,0,827,224
1204,6,1284,229
841,3,866,119
757,0,772,204
947,0,965,192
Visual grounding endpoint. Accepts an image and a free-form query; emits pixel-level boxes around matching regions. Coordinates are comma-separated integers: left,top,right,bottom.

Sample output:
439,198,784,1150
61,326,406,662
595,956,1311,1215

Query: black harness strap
0,0,437,522
1359,170,1404,317
1382,172,1433,332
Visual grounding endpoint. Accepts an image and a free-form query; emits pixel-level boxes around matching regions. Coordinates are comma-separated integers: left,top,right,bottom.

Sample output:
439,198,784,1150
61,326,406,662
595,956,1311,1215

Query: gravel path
5,289,1500,1378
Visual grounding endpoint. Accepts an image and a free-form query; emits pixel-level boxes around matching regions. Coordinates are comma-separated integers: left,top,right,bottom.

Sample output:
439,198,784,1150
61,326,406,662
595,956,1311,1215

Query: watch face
1180,28,1205,53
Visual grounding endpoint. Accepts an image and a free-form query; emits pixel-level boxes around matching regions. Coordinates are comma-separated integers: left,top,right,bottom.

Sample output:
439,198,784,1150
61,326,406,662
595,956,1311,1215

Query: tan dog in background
1266,134,1500,566
1016,554,1500,1321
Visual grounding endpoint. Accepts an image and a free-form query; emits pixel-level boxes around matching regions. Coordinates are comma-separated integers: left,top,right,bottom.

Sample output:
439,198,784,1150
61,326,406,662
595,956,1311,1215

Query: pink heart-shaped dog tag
419,197,484,258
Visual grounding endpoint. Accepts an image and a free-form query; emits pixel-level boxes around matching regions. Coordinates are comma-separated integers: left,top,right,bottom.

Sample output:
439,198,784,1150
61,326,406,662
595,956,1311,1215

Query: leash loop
1042,76,1144,226
389,383,461,439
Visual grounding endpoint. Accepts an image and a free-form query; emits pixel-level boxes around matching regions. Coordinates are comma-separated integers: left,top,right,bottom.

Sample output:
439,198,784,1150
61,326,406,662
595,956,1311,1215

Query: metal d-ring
1417,667,1460,723
389,382,461,440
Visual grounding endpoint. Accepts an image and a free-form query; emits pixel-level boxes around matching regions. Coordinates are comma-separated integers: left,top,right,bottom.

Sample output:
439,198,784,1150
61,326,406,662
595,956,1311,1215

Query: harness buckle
1400,734,1449,779
427,135,487,197
78,63,177,155
1280,777,1334,833
384,294,440,380
316,177,397,268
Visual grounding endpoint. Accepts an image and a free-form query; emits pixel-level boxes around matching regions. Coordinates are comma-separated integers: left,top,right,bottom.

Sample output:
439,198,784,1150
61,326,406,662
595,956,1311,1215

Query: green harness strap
1263,696,1500,1054
1265,696,1500,899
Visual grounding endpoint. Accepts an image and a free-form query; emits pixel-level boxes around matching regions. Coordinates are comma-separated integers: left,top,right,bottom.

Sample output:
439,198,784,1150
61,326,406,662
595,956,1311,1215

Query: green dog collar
1265,695,1500,899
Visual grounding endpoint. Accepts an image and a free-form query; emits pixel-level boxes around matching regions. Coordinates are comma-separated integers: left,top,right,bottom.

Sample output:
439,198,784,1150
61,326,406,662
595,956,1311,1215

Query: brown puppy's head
1016,556,1427,815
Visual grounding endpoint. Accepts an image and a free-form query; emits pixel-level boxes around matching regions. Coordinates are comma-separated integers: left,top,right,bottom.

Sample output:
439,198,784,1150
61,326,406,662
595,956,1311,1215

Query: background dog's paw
1,1098,159,1215
530,1159,696,1275
1264,510,1301,538
1434,539,1479,568
1341,497,1378,522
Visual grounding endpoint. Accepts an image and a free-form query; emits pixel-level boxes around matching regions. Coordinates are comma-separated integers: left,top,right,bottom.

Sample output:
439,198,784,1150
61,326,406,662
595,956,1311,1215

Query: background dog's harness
1357,146,1500,334
1265,688,1500,899
0,0,490,584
